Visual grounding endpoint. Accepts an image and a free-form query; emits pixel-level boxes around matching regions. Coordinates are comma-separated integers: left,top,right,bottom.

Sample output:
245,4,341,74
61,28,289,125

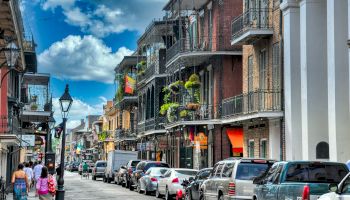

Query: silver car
157,168,198,200
200,158,274,200
136,167,168,195
319,172,350,200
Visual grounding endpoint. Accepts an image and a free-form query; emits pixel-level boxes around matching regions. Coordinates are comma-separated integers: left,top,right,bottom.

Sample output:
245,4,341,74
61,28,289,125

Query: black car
185,168,212,200
129,161,170,191
69,162,79,172
124,160,141,188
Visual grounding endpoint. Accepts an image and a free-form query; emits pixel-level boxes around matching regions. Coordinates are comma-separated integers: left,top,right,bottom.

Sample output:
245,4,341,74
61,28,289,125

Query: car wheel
165,187,172,200
145,189,150,195
155,186,162,198
129,181,134,191
137,181,142,193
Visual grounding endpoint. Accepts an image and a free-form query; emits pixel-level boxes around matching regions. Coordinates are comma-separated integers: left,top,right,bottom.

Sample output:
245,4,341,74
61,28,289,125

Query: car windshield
175,170,198,177
236,163,270,180
96,162,106,167
145,163,169,171
131,161,140,167
149,168,168,176
285,163,348,183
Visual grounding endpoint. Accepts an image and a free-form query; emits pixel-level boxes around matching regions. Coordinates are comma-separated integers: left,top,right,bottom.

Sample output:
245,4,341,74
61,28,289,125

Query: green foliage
169,80,184,94
136,61,146,76
30,104,38,111
167,103,179,122
185,73,201,90
179,110,189,118
98,131,108,141
162,87,171,104
189,73,200,82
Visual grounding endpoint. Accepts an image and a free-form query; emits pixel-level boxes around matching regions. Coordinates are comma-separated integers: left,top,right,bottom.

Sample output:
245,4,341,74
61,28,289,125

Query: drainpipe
279,0,284,161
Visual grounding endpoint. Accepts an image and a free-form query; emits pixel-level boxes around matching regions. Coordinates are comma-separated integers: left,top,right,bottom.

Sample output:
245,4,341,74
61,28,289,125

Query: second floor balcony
231,8,273,45
221,89,283,122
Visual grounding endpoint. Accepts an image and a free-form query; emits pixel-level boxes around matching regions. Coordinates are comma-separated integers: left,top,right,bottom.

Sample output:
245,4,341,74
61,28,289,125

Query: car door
204,164,219,199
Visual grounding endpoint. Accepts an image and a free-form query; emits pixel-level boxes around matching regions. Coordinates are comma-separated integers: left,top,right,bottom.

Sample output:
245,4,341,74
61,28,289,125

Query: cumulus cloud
52,97,106,129
41,0,167,37
38,35,133,83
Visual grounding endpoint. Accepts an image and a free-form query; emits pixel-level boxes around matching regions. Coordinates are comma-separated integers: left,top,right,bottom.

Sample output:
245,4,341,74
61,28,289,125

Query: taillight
172,178,179,183
151,177,157,182
228,182,236,196
302,185,310,200
176,189,183,198
128,168,132,174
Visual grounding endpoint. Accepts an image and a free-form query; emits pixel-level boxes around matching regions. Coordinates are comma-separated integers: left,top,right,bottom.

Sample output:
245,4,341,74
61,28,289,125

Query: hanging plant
167,103,179,122
185,74,201,89
169,80,184,94
179,110,189,119
136,61,146,76
162,87,171,104
30,104,38,111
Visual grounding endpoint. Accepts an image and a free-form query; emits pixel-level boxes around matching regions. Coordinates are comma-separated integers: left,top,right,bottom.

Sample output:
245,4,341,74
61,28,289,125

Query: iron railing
221,90,282,118
231,8,273,41
138,62,156,83
166,35,234,63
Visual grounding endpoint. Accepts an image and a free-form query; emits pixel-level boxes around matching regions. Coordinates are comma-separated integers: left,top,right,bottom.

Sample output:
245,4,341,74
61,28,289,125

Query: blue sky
21,0,166,128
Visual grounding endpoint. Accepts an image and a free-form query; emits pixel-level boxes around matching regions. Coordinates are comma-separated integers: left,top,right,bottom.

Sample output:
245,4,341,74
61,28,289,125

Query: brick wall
242,121,270,158
213,125,232,163
222,55,243,99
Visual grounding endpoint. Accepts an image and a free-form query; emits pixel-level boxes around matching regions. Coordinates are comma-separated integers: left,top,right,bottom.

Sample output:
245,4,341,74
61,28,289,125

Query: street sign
21,135,35,147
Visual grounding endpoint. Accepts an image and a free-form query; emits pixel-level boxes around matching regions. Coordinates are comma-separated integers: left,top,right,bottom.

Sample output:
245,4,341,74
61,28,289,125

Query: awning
226,128,243,155
0,134,21,146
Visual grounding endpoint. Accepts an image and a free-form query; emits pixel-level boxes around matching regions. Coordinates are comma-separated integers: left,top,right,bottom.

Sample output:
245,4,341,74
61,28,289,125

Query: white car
156,168,198,200
319,172,350,200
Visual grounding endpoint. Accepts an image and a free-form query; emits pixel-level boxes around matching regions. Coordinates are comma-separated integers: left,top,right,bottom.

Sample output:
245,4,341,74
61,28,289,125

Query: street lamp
56,84,73,200
45,115,56,174
0,41,20,87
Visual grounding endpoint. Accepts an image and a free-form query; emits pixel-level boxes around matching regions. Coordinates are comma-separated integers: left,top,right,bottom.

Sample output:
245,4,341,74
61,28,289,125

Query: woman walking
36,167,55,200
11,163,29,200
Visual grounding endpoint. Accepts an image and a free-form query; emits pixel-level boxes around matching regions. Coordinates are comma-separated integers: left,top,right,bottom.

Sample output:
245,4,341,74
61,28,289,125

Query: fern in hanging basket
169,81,184,94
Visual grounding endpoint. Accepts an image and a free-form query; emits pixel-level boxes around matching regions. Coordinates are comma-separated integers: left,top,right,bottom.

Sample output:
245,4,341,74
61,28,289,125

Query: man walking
23,162,33,189
33,161,43,183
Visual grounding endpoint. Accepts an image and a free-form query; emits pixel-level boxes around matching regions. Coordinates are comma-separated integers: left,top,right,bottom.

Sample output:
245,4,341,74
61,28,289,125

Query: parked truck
104,150,138,183
253,161,349,200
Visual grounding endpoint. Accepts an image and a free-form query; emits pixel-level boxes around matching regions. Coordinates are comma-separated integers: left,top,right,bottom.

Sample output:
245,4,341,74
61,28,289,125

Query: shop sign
21,135,35,147
193,132,208,150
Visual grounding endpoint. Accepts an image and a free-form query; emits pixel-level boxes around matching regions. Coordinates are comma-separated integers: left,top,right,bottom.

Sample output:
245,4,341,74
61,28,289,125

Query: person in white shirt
33,161,43,182
23,162,33,188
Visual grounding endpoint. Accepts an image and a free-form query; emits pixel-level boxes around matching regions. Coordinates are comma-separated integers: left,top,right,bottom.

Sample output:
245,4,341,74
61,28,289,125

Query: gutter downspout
279,0,284,161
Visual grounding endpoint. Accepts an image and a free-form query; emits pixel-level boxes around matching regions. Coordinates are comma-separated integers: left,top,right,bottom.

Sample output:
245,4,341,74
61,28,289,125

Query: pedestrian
11,163,29,200
23,163,33,189
33,162,43,183
36,167,56,200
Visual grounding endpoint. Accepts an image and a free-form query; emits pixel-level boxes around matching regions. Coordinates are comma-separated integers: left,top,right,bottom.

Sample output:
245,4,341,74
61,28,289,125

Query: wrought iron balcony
0,115,20,134
231,8,273,45
166,35,235,66
221,90,282,119
137,62,156,84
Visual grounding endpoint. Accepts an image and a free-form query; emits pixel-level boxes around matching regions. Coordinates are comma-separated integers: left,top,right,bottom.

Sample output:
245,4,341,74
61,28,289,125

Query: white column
281,0,302,160
327,0,350,162
268,119,281,160
300,0,328,160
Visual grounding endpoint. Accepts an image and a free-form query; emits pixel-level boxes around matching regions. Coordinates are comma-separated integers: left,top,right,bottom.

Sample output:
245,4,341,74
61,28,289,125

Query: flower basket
186,103,200,111
169,81,184,94
179,110,189,118
30,104,38,111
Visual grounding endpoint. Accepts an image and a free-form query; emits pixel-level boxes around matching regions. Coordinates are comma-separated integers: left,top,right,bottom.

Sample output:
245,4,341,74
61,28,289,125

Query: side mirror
329,183,338,193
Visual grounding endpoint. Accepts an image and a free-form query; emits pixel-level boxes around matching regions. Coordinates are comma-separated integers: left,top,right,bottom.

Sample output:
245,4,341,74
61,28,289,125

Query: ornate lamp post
0,41,20,87
56,84,73,200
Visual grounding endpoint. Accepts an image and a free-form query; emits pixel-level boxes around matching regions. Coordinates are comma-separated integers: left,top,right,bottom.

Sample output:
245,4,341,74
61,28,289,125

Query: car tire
129,182,134,191
155,186,162,198
165,187,172,200
137,181,142,193
145,189,150,195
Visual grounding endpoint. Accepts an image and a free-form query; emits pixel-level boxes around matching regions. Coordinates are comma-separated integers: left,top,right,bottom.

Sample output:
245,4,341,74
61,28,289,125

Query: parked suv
92,160,107,180
130,161,170,191
124,160,141,188
200,158,275,200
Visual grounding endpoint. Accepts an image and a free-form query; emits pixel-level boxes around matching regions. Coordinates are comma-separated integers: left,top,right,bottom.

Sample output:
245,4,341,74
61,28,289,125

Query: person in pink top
36,167,55,200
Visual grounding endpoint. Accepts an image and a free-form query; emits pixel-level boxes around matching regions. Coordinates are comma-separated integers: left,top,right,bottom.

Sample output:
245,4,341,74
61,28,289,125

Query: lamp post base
55,189,65,200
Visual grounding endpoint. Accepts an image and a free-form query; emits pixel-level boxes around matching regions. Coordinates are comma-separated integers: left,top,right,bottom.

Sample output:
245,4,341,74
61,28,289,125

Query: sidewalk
7,188,37,200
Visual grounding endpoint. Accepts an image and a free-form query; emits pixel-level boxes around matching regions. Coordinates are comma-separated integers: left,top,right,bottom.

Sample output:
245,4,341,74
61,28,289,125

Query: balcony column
268,119,281,160
280,0,302,160
300,0,328,160
327,0,350,162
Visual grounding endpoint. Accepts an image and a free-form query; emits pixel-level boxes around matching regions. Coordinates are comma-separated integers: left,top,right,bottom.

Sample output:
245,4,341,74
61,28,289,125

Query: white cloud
38,35,133,83
41,0,167,37
52,97,106,129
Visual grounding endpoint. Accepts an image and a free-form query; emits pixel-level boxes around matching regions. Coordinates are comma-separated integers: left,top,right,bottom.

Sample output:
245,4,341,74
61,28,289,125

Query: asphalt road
8,171,158,200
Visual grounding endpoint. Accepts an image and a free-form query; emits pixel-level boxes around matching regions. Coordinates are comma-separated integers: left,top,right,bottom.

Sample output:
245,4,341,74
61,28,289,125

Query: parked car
114,164,128,185
69,161,79,172
137,167,168,195
130,161,170,191
184,168,212,200
125,160,141,188
200,158,275,200
318,172,350,200
253,161,348,200
92,160,107,180
157,168,198,200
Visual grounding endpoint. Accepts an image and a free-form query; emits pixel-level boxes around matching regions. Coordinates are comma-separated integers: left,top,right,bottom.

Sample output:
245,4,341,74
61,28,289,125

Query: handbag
48,175,56,196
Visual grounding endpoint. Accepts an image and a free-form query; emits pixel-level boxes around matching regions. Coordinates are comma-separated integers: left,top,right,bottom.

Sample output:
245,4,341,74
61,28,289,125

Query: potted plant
30,104,38,111
136,61,146,77
179,110,189,119
185,73,201,110
169,80,184,94
167,103,179,123
186,103,201,111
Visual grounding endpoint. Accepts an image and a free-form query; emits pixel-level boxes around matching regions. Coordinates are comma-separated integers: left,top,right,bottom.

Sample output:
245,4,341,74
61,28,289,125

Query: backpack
48,175,56,195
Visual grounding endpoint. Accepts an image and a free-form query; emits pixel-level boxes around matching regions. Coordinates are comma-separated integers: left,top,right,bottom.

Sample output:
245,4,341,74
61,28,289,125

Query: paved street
8,171,157,200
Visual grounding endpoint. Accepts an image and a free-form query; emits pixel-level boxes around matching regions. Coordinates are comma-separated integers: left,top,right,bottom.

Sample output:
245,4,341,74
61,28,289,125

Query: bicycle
0,176,8,200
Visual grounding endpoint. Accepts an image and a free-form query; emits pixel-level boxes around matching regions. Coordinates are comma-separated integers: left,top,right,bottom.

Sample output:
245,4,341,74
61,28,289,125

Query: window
316,142,329,159
285,163,348,183
272,43,281,90
248,56,254,92
222,162,235,178
340,176,350,194
198,170,211,180
215,163,224,177
248,140,255,158
259,49,267,90
260,139,267,158
236,163,270,180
